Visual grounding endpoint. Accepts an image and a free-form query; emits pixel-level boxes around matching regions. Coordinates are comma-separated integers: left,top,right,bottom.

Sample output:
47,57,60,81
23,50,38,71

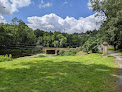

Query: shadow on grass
0,60,119,92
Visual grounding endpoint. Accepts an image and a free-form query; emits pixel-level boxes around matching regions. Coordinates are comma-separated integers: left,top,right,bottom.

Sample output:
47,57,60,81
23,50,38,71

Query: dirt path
108,51,122,92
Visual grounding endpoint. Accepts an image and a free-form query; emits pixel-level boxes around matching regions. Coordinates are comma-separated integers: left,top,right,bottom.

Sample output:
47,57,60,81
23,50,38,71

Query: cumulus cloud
0,15,6,23
27,13,106,34
0,0,31,15
39,0,52,9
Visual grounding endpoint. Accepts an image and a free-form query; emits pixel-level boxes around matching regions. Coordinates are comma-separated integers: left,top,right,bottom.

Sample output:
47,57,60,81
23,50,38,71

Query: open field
0,53,118,92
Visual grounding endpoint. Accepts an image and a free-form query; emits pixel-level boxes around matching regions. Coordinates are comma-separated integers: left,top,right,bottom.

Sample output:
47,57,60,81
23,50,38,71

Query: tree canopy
89,0,122,50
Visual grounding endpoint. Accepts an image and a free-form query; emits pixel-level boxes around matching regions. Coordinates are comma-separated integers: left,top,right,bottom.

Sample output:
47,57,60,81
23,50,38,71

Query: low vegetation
59,49,81,56
109,48,122,54
0,54,12,62
82,37,100,53
0,53,118,92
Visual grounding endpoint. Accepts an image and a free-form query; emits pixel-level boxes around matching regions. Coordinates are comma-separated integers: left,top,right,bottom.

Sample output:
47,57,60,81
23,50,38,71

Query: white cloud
27,13,106,34
10,0,31,8
0,0,31,15
0,15,6,23
39,0,52,9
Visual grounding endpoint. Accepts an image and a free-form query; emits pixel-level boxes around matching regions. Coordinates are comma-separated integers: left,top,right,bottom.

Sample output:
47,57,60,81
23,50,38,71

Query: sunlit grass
0,53,118,92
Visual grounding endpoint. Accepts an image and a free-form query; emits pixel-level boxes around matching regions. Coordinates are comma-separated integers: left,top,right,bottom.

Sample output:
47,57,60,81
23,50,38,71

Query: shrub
32,46,43,54
83,37,100,53
59,50,65,56
1,49,21,56
59,49,81,56
0,54,12,62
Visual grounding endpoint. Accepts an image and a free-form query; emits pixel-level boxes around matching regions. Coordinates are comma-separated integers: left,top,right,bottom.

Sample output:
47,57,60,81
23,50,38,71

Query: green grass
0,53,118,92
108,48,122,54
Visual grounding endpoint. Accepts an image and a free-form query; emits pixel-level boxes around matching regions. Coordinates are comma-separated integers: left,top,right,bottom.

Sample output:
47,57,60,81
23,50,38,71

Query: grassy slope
0,53,118,92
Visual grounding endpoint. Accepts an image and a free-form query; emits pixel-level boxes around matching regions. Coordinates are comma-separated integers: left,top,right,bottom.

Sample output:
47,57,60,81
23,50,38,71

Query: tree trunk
114,44,116,51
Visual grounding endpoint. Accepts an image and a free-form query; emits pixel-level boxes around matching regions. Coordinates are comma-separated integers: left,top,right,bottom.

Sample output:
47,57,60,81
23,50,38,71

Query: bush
59,49,81,56
83,37,100,53
59,50,65,56
32,46,43,54
1,49,21,56
0,54,12,62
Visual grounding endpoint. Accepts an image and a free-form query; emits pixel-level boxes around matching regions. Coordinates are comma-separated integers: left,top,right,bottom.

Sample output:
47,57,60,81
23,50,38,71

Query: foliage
0,54,117,92
34,29,98,48
83,37,101,53
59,49,81,56
32,46,43,53
35,31,83,48
53,41,59,48
58,50,65,55
0,47,42,58
0,54,12,62
58,34,67,47
0,17,104,56
0,18,37,56
90,0,122,50
0,17,97,57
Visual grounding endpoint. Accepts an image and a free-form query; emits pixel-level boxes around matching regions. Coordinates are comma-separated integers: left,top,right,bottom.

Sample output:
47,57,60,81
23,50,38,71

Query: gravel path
108,51,122,92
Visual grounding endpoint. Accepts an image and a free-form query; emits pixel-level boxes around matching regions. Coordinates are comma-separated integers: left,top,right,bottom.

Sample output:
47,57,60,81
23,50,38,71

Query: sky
0,0,105,34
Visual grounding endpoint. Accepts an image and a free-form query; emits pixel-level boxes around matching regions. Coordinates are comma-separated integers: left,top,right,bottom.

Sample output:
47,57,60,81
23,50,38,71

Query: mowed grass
0,53,118,92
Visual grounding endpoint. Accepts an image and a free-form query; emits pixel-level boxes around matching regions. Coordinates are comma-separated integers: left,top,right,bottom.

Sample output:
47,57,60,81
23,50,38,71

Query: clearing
0,53,118,92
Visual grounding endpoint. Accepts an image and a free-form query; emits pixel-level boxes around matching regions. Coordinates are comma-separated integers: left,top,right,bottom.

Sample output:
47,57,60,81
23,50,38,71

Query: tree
36,36,43,45
83,37,100,53
71,34,81,47
53,41,59,47
89,0,122,18
34,29,44,38
58,34,67,47
90,0,122,50
0,26,5,49
43,35,51,47
11,17,18,25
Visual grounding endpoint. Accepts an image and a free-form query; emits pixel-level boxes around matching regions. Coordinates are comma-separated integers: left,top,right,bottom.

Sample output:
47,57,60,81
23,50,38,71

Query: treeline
0,20,36,49
34,29,82,48
0,18,98,56
0,19,37,57
1,0,122,56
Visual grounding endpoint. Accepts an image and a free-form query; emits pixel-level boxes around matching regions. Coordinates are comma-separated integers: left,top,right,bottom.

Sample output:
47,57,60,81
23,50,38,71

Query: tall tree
90,0,122,50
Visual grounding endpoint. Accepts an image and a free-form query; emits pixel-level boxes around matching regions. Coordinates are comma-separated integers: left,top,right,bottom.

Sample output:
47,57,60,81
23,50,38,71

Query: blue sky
4,0,94,23
0,0,104,34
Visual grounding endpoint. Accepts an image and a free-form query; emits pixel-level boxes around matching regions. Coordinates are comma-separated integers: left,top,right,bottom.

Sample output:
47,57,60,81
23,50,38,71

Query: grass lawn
108,48,122,54
0,53,118,92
